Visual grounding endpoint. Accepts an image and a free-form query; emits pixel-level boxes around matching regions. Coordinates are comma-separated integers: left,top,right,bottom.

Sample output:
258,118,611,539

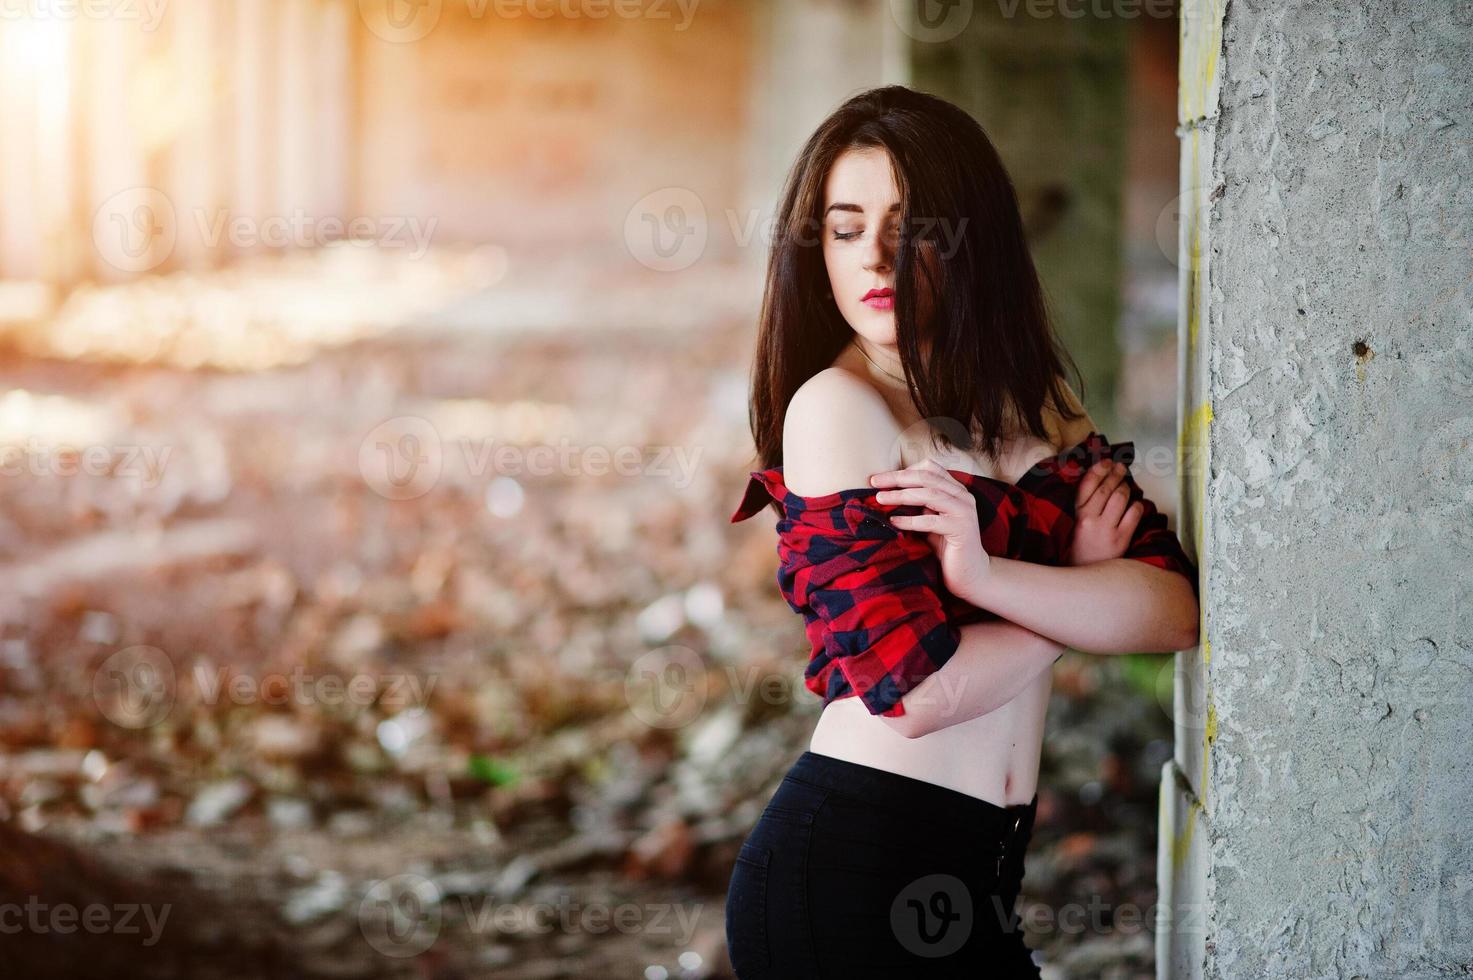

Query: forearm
890,619,1064,737
964,557,1199,654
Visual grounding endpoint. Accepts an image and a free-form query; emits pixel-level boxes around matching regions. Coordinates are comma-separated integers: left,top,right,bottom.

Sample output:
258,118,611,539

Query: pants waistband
786,750,1038,838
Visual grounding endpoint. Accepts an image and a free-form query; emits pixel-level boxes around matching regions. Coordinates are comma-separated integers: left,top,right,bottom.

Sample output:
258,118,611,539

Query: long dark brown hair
746,84,1086,512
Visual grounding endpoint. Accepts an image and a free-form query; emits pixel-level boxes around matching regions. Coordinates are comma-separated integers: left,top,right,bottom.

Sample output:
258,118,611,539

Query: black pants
724,750,1043,979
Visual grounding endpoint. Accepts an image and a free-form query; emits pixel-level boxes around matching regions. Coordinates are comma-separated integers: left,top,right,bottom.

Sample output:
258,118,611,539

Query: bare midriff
807,637,1052,808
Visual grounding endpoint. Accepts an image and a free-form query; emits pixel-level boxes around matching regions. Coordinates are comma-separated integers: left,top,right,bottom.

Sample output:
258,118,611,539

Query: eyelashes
831,229,902,243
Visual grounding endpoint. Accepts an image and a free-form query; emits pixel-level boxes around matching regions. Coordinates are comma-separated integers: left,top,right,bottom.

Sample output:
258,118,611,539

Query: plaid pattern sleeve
729,430,1200,717
730,470,962,718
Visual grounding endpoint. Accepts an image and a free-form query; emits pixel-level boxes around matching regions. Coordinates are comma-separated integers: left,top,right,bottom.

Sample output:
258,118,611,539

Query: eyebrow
823,202,903,217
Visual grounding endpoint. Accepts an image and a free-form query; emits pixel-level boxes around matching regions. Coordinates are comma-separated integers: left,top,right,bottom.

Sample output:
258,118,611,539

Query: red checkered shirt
729,431,1199,718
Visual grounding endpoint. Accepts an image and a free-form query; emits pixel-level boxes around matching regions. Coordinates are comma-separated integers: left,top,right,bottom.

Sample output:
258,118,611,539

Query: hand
869,459,992,605
1065,459,1145,566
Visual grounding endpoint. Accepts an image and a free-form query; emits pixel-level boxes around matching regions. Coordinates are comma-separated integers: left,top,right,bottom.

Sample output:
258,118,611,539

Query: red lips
861,287,894,301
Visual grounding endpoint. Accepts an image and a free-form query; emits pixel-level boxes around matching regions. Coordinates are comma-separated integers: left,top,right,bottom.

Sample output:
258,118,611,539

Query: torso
806,343,1076,808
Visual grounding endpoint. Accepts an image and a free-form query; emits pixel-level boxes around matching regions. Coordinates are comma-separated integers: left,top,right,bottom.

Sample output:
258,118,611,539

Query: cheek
822,242,847,289
823,247,855,307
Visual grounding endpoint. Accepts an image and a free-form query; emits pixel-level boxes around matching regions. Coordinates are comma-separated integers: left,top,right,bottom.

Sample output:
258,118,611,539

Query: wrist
961,555,1008,608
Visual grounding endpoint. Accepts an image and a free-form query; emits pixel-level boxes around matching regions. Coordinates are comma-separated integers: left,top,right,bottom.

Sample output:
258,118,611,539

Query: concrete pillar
1161,2,1473,977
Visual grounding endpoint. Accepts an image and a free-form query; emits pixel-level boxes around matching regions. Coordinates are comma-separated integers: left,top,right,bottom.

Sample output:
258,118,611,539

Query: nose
862,230,893,275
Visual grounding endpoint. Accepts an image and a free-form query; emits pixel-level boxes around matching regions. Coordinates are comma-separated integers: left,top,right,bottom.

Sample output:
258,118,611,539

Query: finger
871,478,973,510
1100,460,1128,490
889,512,973,539
870,460,961,486
1101,481,1132,524
1084,461,1129,510
1118,499,1145,537
1074,459,1114,514
888,512,951,533
875,486,970,514
869,465,969,498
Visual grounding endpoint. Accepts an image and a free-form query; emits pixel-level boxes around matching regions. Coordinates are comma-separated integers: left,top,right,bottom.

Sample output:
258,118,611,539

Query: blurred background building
0,0,1183,433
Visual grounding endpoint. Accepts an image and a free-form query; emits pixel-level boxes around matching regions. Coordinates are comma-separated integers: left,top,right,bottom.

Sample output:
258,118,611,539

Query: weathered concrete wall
1161,2,1473,978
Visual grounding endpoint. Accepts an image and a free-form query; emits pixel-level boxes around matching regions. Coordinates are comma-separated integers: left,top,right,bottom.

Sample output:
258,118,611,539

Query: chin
846,318,896,347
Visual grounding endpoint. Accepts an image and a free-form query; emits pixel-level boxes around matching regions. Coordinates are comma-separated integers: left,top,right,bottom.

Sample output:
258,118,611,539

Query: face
820,146,937,351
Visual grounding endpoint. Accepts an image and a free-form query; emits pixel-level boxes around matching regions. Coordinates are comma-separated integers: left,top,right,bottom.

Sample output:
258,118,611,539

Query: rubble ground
0,269,1167,978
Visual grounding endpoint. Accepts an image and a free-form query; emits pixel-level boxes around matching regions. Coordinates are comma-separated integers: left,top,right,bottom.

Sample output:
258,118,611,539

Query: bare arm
966,379,1200,654
965,556,1200,654
886,618,1066,739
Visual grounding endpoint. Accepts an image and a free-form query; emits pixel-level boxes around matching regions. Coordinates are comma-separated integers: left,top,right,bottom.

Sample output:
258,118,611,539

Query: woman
723,85,1200,977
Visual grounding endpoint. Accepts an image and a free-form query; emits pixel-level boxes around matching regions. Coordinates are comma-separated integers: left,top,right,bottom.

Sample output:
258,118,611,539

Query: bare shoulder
1044,376,1097,449
782,367,903,496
